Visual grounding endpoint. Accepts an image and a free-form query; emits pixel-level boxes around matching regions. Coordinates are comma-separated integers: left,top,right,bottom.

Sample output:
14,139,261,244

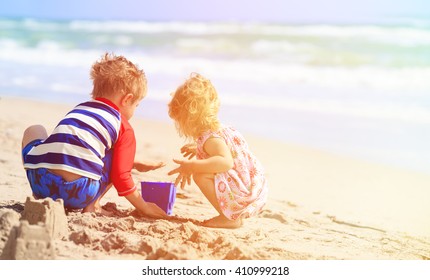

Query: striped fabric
24,100,121,180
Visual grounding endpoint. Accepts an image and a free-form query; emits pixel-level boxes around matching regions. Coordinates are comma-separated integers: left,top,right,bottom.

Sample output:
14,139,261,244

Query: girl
168,73,268,228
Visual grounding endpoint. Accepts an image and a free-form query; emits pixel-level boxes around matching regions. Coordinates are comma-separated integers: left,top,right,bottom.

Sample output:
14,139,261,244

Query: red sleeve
111,117,137,196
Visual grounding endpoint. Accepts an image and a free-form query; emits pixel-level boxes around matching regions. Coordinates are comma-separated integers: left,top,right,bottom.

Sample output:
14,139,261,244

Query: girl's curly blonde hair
168,73,220,139
91,53,146,102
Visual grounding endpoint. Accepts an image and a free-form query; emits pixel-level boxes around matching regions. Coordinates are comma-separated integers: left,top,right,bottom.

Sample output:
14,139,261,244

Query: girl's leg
193,173,221,214
193,173,242,229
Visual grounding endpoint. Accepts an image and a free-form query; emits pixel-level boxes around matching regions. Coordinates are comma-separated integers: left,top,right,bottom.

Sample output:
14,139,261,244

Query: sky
0,0,429,23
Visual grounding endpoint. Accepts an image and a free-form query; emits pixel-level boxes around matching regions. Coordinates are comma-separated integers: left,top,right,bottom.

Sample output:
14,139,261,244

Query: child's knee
22,125,48,147
193,173,203,185
24,124,48,136
193,173,214,186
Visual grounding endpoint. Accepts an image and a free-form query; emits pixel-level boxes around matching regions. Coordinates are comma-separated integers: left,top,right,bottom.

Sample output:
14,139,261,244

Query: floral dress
196,126,268,220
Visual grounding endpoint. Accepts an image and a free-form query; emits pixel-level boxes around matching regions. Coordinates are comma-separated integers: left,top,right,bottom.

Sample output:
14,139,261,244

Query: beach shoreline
1,95,429,260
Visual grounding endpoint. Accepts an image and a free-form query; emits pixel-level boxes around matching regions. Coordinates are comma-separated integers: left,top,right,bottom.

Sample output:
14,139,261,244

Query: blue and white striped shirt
24,100,122,180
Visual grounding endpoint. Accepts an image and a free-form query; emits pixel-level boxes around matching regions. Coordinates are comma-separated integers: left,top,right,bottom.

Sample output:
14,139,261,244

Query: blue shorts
22,139,112,209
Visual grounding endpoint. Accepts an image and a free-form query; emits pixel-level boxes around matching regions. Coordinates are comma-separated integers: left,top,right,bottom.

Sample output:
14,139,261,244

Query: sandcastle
0,197,68,259
21,196,69,239
1,220,55,259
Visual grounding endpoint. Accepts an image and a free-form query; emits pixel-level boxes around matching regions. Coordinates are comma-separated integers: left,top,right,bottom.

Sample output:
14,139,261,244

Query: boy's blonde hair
168,73,220,139
90,53,146,101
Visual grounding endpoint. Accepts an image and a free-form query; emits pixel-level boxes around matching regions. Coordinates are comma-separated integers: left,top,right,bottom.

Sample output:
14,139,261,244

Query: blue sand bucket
140,181,176,215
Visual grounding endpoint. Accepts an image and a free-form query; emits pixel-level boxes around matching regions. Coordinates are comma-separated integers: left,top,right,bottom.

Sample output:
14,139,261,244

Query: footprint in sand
260,209,288,224
100,232,128,251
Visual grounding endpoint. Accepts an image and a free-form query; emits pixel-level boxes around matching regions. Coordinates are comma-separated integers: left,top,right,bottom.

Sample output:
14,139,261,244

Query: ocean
1,17,429,173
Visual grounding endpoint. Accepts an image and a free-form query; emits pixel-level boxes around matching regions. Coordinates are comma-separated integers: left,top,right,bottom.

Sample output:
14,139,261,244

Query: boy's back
24,99,122,180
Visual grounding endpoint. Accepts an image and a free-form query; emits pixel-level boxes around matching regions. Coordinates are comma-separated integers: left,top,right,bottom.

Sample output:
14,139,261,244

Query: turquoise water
1,17,429,173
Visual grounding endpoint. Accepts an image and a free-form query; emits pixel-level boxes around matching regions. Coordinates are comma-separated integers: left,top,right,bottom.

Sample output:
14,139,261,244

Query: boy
21,53,167,218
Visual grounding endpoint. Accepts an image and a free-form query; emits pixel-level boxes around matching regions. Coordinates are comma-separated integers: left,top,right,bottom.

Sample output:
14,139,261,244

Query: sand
0,95,429,260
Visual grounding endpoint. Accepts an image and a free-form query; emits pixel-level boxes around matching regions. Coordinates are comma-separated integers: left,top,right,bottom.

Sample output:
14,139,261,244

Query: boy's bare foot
202,215,243,229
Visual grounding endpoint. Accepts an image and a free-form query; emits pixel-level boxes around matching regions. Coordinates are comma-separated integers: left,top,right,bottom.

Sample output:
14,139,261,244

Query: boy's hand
134,161,166,172
181,143,197,159
125,190,168,219
139,202,168,219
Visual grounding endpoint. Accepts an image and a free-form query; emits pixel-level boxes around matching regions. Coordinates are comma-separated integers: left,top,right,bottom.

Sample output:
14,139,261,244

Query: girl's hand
168,159,194,174
134,161,166,172
174,172,192,190
181,143,197,159
167,159,193,189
